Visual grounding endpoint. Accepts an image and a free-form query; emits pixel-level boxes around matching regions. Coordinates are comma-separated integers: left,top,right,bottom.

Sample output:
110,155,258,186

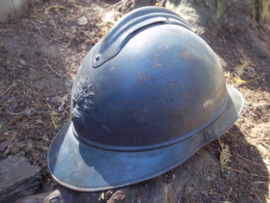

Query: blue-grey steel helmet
47,7,244,192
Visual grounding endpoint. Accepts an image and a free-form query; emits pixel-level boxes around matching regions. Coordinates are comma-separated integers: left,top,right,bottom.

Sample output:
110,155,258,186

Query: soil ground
0,0,270,202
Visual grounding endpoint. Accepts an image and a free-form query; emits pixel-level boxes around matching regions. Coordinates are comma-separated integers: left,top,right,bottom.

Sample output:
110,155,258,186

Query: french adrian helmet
48,7,244,191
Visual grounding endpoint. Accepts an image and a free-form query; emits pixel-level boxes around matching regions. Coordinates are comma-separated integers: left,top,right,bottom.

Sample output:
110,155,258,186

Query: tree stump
0,156,40,203
15,148,222,203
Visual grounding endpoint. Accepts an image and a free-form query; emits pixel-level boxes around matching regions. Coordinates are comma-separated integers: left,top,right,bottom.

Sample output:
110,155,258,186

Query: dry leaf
4,144,12,155
248,78,259,83
36,119,43,124
72,3,81,8
45,100,52,109
224,71,230,77
234,77,259,84
11,145,20,154
62,41,71,48
45,5,66,14
233,78,246,83
21,19,28,24
78,16,88,25
266,196,270,203
20,58,27,65
0,140,11,152
235,60,250,77
0,42,3,47
51,115,59,129
184,186,195,197
25,140,34,153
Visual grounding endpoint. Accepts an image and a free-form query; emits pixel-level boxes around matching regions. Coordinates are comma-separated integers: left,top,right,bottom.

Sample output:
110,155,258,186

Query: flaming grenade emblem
72,77,94,131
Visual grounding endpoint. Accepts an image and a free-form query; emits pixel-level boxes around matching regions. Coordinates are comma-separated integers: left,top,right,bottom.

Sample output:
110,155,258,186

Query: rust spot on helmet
163,86,176,92
134,107,147,117
124,100,130,104
152,63,162,70
84,167,89,175
179,51,197,60
136,72,145,84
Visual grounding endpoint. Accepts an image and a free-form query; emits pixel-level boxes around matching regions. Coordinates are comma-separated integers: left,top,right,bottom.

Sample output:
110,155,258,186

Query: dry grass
259,0,270,25
218,138,231,171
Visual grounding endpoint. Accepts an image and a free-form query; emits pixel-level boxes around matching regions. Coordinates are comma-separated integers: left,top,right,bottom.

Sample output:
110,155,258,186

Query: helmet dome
48,6,244,191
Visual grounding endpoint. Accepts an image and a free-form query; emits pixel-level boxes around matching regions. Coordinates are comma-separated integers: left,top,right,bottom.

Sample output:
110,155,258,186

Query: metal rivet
95,55,100,61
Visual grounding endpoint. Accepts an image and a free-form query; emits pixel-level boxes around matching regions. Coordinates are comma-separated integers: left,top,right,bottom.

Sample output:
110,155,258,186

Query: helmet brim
47,85,243,192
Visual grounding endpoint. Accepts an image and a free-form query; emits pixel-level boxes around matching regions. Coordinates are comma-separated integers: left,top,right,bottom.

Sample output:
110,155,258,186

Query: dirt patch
0,0,270,202
0,0,110,192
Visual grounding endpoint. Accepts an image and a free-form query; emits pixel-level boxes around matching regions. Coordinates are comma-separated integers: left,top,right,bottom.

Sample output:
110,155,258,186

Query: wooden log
15,148,221,203
0,156,40,203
